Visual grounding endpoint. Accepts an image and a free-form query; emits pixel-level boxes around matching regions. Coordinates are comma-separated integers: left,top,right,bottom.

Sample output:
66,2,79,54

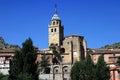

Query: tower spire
51,4,60,20
55,4,57,14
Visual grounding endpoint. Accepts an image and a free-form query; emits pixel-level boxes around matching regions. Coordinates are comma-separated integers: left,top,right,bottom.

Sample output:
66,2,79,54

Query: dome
51,13,60,20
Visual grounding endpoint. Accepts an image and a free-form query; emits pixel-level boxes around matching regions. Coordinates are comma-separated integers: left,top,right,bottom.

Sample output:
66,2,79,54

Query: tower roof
51,4,60,20
51,13,60,20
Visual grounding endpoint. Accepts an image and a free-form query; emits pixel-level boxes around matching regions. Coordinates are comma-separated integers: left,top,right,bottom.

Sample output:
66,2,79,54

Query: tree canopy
70,54,110,80
49,43,62,64
39,54,50,74
8,38,39,80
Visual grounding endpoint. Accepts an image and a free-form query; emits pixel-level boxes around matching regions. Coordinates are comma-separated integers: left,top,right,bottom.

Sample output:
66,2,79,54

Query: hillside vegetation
101,42,120,49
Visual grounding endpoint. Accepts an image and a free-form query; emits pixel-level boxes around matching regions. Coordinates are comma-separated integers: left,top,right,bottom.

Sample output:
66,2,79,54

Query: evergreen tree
39,54,50,74
96,55,110,80
9,38,39,80
70,54,110,80
8,51,23,80
70,61,82,80
84,54,96,80
0,72,6,79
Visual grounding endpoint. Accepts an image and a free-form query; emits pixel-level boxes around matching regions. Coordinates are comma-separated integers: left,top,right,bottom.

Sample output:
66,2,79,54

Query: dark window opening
51,29,53,32
67,42,69,44
55,69,58,73
54,28,56,32
61,48,65,53
57,21,59,24
65,69,67,72
53,22,55,25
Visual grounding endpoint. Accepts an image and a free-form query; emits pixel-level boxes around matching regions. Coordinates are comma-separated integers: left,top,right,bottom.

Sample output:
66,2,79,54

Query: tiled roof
0,48,20,53
89,49,120,54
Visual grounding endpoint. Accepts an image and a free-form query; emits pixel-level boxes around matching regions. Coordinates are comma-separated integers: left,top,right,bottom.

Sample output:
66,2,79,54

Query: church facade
38,8,87,80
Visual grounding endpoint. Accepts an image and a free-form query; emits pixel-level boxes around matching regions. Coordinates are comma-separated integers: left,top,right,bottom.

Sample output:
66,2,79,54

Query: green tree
0,72,9,80
49,43,62,64
17,72,32,80
9,38,39,80
71,54,96,80
0,72,6,80
70,55,110,80
96,55,110,80
70,61,85,80
84,54,96,80
39,54,50,74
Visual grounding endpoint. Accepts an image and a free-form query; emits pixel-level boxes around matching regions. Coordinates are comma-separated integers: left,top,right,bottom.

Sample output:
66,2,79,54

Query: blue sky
0,0,120,49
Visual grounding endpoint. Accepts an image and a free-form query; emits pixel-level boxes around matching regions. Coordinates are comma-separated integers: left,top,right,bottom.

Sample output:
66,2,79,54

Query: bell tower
48,5,64,46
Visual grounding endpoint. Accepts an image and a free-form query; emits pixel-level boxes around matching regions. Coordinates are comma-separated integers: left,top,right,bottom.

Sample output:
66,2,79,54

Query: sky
0,0,120,49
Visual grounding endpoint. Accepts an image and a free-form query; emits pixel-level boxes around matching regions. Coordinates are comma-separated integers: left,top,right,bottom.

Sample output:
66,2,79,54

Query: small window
65,69,67,72
53,22,55,25
67,42,69,44
54,28,56,32
57,21,59,24
51,29,53,32
55,69,58,73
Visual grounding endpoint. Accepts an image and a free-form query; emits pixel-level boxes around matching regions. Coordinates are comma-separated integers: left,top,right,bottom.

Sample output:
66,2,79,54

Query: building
1,6,120,80
88,48,120,80
38,6,87,80
0,48,19,74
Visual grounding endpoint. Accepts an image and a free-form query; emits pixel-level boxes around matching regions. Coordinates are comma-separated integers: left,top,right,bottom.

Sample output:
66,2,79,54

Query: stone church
0,6,120,80
38,7,87,80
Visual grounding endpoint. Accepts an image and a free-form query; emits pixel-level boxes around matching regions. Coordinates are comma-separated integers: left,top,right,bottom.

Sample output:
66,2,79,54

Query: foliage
39,54,50,74
0,73,6,79
8,38,39,80
49,43,62,64
96,55,110,80
17,72,32,80
70,54,110,80
0,72,8,80
84,54,96,80
70,61,85,80
101,42,120,49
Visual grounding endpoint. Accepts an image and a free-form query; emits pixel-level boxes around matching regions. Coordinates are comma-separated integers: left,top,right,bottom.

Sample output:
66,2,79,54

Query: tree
39,54,50,74
96,55,110,80
71,54,95,80
8,38,39,80
0,72,6,80
70,54,110,80
84,54,96,80
70,61,85,80
0,73,8,80
49,43,64,80
17,72,32,80
49,43,62,64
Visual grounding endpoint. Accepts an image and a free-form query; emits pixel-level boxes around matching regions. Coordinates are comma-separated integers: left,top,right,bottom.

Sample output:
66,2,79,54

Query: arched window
51,29,53,32
54,28,56,32
53,22,55,25
53,66,59,73
57,21,59,24
63,66,69,73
